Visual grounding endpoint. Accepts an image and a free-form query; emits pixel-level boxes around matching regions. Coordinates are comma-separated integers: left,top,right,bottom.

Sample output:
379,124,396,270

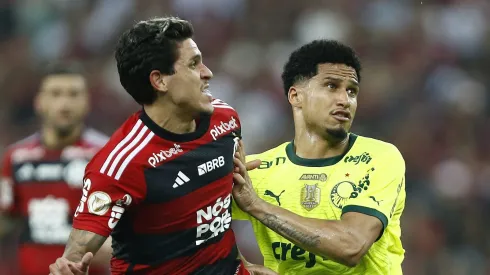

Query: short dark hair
115,17,194,105
281,39,362,97
42,62,85,78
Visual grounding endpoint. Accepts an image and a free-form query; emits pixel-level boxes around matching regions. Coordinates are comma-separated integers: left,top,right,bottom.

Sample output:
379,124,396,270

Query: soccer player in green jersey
231,40,406,275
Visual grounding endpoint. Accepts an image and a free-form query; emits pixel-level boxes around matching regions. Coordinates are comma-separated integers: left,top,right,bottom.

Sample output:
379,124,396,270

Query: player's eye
347,88,359,97
51,90,61,98
325,82,336,89
189,61,198,68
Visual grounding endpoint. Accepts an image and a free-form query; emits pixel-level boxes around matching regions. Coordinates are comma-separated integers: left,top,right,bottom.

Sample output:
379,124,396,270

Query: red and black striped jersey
73,99,249,275
0,129,108,275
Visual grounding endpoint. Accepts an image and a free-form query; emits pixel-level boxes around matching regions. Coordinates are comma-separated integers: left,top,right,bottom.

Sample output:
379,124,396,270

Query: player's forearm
91,236,113,265
63,228,108,262
248,200,368,267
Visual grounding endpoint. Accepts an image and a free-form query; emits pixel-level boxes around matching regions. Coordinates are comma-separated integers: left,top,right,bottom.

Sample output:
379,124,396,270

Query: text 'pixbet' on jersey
147,143,183,167
210,116,238,140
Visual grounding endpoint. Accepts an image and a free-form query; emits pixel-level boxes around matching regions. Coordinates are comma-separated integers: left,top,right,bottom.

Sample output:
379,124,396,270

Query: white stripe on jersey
114,132,154,180
100,120,142,174
107,125,148,177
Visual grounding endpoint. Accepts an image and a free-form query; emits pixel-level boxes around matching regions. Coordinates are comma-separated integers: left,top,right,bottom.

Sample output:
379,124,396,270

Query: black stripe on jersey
190,245,239,275
112,209,230,265
144,134,236,204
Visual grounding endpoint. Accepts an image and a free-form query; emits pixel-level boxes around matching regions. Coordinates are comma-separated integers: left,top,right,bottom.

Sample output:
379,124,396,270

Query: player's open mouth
202,85,212,101
331,110,351,122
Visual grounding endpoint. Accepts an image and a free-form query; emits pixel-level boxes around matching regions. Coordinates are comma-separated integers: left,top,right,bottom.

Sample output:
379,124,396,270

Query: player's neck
144,103,197,134
293,129,350,160
41,125,83,150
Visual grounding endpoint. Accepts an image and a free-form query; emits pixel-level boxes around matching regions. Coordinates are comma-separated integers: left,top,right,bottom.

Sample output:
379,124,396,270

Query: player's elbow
330,232,369,267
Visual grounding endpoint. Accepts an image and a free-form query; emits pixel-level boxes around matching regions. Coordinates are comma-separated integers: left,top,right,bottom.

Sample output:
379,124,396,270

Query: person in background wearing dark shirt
0,63,112,275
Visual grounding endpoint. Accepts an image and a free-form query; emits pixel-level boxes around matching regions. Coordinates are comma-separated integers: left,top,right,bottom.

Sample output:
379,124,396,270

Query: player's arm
91,236,113,265
63,229,108,262
233,143,405,267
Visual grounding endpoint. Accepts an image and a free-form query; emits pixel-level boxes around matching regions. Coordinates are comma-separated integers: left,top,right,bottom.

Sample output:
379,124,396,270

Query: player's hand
246,264,278,275
49,252,93,275
233,140,262,213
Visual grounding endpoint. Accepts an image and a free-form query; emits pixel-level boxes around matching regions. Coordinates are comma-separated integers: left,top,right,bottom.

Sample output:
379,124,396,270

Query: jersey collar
285,133,358,167
140,109,211,142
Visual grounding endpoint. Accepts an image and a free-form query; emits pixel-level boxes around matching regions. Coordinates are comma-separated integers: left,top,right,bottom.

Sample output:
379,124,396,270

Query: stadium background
0,0,489,274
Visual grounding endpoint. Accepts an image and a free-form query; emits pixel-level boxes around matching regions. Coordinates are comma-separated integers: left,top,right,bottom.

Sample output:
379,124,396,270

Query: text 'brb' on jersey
73,99,243,275
233,134,406,275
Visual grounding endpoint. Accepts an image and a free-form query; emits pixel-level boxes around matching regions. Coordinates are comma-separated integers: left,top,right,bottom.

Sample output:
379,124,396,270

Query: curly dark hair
115,17,194,105
281,39,362,97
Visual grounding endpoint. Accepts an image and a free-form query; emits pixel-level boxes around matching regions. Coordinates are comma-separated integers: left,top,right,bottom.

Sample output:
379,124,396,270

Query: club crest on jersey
300,183,321,211
330,181,357,209
210,116,238,140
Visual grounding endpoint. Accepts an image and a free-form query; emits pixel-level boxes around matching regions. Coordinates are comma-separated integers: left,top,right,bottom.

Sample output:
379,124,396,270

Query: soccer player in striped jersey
0,63,111,275
48,17,275,275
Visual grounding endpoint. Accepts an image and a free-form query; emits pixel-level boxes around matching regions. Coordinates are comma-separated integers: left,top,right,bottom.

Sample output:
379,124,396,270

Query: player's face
36,74,89,135
166,39,214,115
300,63,359,140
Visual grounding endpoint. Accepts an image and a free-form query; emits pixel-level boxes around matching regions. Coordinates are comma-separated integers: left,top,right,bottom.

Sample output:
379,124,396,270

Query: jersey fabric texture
0,129,109,275
233,134,406,275
73,99,249,275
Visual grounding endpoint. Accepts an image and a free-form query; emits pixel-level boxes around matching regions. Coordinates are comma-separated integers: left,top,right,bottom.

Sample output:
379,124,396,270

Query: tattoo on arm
63,229,108,262
261,214,321,248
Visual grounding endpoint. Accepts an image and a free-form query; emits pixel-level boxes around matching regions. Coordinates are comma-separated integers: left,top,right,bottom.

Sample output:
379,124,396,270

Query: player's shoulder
86,112,149,182
247,142,289,161
81,128,109,148
349,134,404,161
2,133,42,164
211,98,240,120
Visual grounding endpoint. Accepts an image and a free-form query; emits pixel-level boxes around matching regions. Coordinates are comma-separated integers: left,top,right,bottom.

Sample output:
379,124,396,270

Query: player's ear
288,86,302,108
149,70,169,94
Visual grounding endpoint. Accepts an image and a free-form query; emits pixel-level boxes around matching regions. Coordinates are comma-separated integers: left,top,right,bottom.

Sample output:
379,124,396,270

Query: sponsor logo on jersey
28,196,71,244
74,179,92,217
210,116,238,140
148,143,183,168
264,190,285,206
198,156,225,176
87,191,111,216
330,181,356,209
258,157,286,169
15,160,88,188
350,167,375,198
344,152,372,165
299,173,327,182
173,171,190,188
195,193,231,246
271,241,326,268
108,194,132,229
300,183,321,211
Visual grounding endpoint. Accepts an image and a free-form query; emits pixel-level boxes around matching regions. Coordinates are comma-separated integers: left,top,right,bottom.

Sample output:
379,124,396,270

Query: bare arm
247,201,382,267
91,236,113,265
63,229,108,262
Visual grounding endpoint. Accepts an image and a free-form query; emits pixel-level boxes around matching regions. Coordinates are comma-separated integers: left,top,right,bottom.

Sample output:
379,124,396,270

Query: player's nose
201,64,213,80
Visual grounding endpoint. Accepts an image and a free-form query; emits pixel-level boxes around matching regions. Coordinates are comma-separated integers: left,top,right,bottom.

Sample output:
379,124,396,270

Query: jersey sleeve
72,165,146,237
342,145,406,237
0,151,15,214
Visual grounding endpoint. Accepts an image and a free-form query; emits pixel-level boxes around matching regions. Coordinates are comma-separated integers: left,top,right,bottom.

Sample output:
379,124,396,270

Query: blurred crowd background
1,0,490,274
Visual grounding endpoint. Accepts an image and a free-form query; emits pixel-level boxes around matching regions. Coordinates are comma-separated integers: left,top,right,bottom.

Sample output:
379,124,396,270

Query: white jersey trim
100,120,142,175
